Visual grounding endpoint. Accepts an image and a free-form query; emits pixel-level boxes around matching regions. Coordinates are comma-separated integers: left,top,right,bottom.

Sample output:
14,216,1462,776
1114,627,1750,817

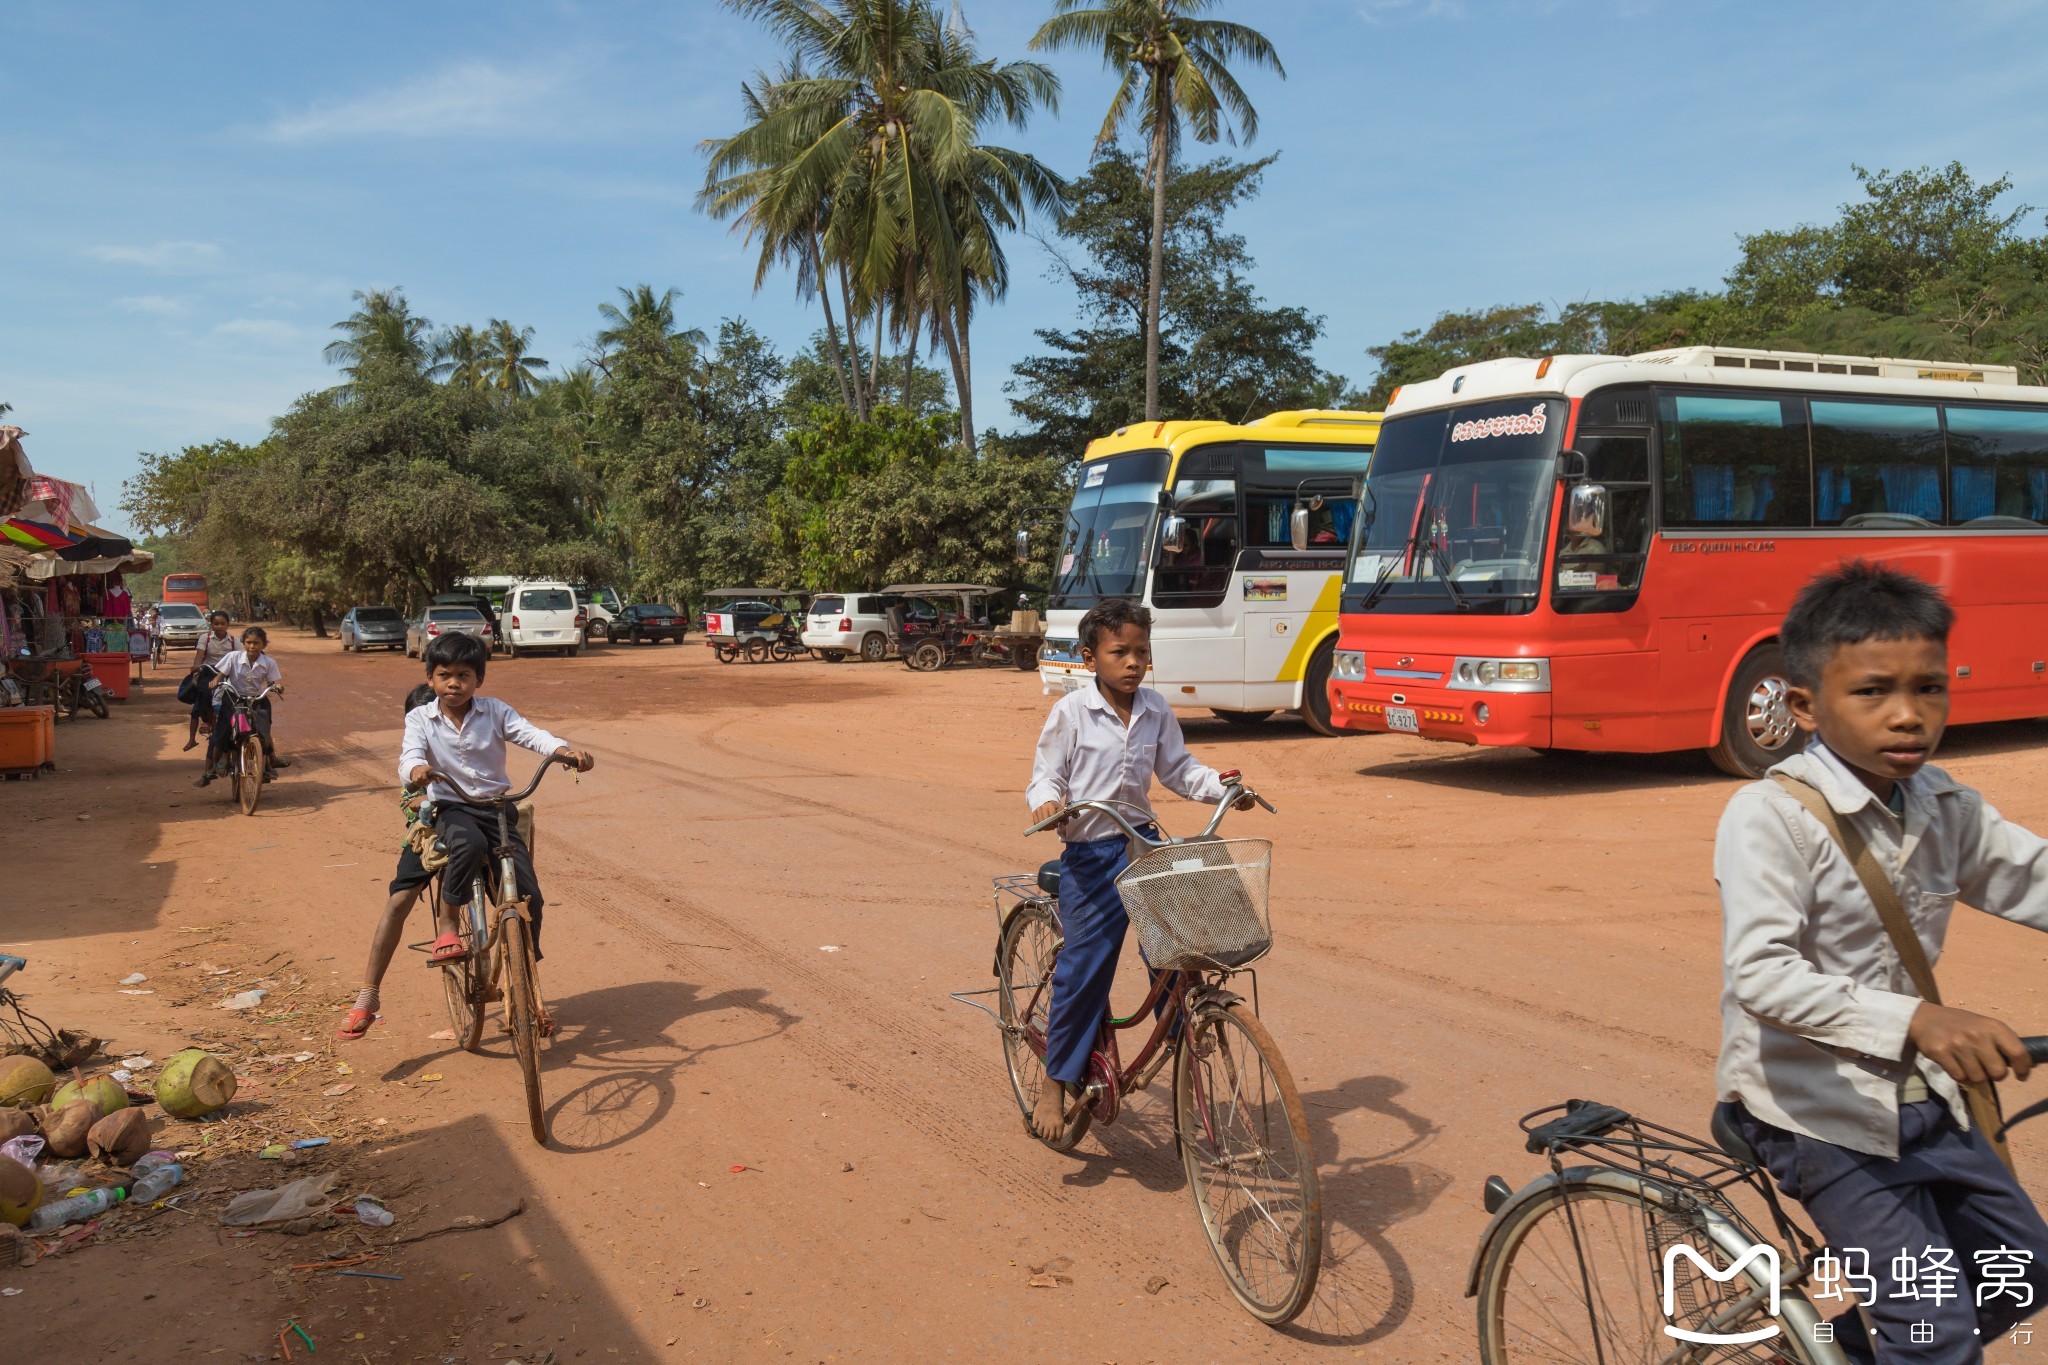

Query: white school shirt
1025,679,1227,844
398,697,565,805
1716,740,2048,1158
212,650,282,699
195,630,237,668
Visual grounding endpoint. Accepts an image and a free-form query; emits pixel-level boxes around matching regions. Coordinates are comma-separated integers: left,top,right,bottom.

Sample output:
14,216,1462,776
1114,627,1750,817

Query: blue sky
8,0,2048,535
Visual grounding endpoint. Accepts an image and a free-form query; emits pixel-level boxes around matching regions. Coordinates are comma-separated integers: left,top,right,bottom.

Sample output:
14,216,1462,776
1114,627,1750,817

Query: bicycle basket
1116,838,1272,971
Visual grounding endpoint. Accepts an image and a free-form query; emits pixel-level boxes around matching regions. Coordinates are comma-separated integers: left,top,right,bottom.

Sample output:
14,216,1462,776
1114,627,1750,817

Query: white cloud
213,318,300,341
263,60,566,142
85,241,223,271
115,295,184,315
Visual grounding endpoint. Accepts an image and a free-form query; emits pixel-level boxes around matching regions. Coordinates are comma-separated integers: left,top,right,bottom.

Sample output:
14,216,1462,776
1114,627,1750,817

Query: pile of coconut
0,1049,236,1229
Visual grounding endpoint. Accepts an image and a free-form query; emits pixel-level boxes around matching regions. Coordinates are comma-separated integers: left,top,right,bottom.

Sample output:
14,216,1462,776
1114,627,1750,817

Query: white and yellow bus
1029,410,1382,734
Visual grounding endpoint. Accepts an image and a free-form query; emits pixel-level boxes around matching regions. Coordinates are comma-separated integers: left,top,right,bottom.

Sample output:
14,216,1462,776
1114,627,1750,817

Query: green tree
1007,151,1349,460
323,288,435,387
482,318,549,397
1031,0,1282,422
121,438,260,536
432,323,489,389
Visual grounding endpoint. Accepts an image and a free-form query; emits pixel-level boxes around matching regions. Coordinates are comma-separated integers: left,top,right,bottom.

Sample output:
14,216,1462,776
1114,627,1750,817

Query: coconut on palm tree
1031,0,1283,421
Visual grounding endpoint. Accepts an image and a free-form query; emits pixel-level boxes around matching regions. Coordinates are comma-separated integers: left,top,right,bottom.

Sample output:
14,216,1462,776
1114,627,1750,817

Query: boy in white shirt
1023,599,1247,1141
1717,563,2048,1359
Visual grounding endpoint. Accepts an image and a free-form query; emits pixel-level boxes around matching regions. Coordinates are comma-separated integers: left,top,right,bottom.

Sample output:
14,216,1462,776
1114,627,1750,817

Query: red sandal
428,933,468,965
337,1008,377,1040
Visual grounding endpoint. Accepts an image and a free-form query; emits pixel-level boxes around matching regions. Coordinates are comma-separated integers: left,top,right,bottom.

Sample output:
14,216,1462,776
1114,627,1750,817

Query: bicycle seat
1710,1101,1760,1166
1036,860,1062,898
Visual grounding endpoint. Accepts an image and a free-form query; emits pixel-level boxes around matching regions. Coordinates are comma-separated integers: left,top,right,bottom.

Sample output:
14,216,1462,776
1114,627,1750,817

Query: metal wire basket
1116,837,1273,971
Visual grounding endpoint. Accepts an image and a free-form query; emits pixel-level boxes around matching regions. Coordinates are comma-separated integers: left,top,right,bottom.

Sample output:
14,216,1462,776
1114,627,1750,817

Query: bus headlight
1332,650,1364,681
1448,657,1550,693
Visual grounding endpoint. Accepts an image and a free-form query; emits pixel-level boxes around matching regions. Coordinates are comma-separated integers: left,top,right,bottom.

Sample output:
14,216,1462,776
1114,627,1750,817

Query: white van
802,592,900,662
501,581,585,658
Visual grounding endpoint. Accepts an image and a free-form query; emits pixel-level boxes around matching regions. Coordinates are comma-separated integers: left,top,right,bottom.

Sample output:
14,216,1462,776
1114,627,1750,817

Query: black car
340,605,407,652
621,603,688,644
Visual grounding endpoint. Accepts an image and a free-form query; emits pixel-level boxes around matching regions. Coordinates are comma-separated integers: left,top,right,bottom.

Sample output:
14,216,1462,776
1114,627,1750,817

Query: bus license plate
1385,706,1419,733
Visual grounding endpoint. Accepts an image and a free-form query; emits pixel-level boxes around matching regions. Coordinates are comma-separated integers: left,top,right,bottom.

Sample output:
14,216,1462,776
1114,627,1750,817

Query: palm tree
593,285,708,369
1032,0,1283,421
432,323,488,389
323,288,434,382
706,0,1063,445
481,319,549,397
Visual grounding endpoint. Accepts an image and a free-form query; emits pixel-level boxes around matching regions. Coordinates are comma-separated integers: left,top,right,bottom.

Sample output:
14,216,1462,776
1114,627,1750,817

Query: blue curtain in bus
1952,467,1996,522
1692,466,1736,521
1817,468,1850,522
1879,464,1942,520
1331,501,1356,543
2033,469,2048,521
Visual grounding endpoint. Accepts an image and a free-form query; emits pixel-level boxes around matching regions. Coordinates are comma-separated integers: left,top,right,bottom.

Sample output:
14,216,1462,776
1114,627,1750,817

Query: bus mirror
1568,483,1610,541
1289,505,1312,552
1159,514,1189,555
1557,449,1589,481
1013,528,1031,564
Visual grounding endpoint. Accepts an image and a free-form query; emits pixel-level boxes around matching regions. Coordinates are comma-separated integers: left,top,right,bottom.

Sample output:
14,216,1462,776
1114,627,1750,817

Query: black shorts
389,843,435,896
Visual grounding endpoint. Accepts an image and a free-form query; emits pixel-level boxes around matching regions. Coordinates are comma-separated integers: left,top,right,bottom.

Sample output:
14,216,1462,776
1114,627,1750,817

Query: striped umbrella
1,517,81,549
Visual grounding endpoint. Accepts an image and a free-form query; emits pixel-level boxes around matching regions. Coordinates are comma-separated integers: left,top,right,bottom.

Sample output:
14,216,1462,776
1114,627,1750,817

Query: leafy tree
483,318,549,396
1032,0,1282,421
323,288,434,387
121,439,260,536
1007,151,1349,461
433,324,489,389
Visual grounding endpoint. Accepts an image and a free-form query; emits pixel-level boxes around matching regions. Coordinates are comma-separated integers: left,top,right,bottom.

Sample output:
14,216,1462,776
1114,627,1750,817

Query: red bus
162,573,209,608
1326,347,2048,776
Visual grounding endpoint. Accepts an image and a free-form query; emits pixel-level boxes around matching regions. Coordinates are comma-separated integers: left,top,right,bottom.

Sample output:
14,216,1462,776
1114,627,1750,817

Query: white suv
502,582,585,658
802,593,899,663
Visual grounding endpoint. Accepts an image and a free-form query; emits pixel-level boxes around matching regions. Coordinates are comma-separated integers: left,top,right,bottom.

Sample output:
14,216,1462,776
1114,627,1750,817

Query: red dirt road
9,632,2048,1362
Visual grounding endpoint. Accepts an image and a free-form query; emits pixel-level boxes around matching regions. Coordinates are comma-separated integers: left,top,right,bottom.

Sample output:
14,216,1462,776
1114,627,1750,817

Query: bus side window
1658,393,1812,528
1154,514,1241,606
1811,399,1943,525
1945,405,2048,526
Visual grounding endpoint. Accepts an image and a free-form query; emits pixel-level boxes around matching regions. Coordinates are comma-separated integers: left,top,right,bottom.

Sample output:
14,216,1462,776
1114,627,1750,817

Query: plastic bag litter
219,1172,338,1226
353,1195,394,1228
0,1137,44,1170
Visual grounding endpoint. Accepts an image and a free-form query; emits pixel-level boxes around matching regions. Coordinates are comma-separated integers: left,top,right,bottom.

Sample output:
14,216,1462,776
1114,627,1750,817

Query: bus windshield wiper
1360,491,1470,611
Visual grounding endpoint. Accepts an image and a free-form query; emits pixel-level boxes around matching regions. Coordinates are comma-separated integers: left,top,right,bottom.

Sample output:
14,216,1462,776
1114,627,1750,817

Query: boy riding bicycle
337,634,592,1041
1023,598,1249,1141
1716,563,2048,1361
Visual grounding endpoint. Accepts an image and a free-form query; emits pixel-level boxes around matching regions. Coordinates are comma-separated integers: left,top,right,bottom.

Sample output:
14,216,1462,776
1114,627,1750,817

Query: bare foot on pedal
1029,1079,1070,1140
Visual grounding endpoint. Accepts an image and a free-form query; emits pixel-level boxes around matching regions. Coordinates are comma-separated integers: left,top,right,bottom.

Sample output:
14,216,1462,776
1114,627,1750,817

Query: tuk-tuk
700,588,811,664
882,584,1042,672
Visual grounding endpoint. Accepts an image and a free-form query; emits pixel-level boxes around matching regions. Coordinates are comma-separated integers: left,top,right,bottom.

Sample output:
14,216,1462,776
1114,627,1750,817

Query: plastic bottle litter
27,1186,124,1233
126,1163,184,1204
353,1195,394,1228
131,1152,177,1177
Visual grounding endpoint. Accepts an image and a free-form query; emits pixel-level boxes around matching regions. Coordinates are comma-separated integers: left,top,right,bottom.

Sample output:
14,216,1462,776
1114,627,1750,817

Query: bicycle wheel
995,900,1090,1152
502,910,548,1145
1175,1000,1322,1324
440,876,488,1052
1474,1170,1822,1364
238,735,264,815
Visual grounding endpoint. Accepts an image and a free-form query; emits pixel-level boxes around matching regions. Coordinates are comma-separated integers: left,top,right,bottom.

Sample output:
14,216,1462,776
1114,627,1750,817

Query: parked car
155,601,208,653
802,592,904,663
501,581,584,658
340,605,407,652
431,592,499,636
619,603,688,645
405,606,494,658
573,584,625,641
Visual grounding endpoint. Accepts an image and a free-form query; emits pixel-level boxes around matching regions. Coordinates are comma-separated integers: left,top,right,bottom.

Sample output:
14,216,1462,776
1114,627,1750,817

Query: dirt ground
7,629,2048,1363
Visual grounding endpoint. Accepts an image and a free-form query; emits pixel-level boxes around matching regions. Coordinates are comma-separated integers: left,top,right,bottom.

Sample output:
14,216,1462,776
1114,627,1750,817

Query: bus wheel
1709,643,1800,778
1300,641,1354,738
1212,709,1274,727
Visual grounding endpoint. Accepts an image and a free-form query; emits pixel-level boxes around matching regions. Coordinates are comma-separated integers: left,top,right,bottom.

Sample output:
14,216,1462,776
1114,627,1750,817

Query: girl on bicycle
196,626,289,786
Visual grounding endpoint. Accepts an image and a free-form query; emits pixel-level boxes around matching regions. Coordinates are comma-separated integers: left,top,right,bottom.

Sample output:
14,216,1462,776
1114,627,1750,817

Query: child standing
1717,562,2048,1361
1023,598,1247,1141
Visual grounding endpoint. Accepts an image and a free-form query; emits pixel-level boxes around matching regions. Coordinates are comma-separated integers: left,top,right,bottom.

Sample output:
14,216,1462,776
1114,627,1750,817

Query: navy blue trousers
1042,828,1159,1087
1733,1099,2048,1363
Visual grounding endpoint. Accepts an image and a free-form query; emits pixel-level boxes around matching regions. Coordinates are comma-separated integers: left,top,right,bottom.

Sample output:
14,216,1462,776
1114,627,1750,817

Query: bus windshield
1050,450,1168,609
1346,399,1566,612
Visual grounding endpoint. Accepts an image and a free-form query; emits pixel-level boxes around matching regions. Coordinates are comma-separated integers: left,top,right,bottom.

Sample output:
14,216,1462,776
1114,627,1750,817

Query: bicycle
962,774,1323,1325
212,683,277,816
407,756,576,1146
1468,1042,2048,1364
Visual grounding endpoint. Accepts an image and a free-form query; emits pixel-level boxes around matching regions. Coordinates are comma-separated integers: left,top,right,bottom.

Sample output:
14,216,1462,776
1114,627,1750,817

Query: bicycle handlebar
1023,777,1273,847
419,753,578,808
2024,1036,2048,1065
